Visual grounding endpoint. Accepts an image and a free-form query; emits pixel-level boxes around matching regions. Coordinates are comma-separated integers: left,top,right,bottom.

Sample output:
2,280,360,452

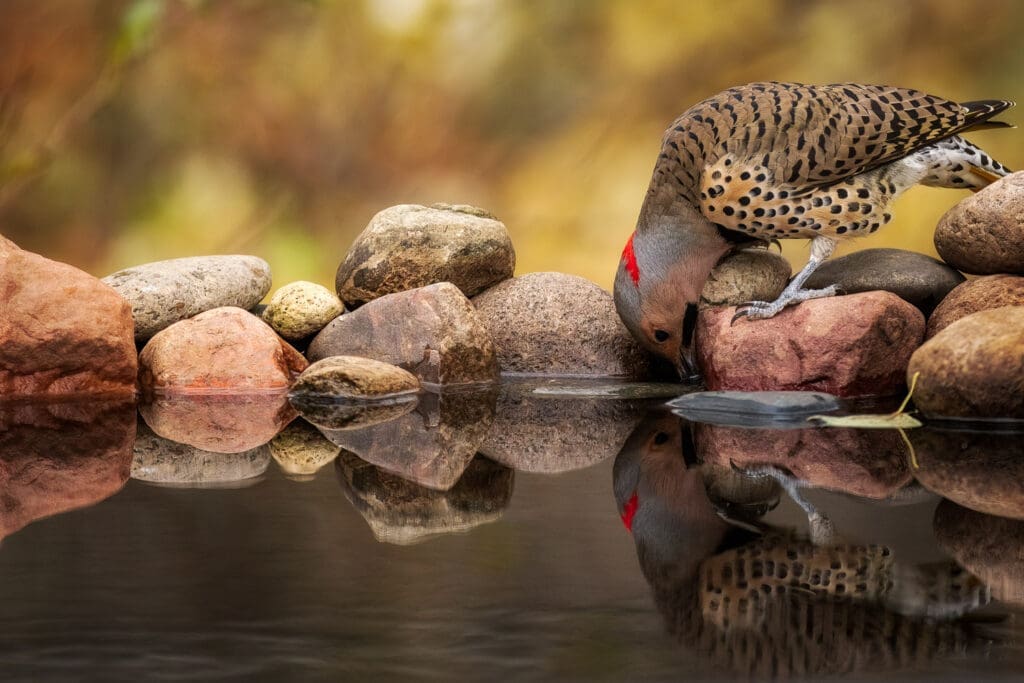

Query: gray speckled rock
934,171,1024,275
262,281,343,340
699,248,791,310
131,422,271,488
472,272,651,378
269,419,341,479
103,255,272,341
337,203,515,307
290,356,420,400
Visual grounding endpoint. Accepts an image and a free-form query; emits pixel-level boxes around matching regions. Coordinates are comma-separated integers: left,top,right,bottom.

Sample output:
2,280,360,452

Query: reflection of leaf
807,412,923,429
112,0,165,66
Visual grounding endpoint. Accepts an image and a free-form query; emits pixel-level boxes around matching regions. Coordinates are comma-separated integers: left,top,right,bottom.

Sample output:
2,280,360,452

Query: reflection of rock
934,500,1024,606
269,419,341,480
139,392,296,453
480,382,645,473
912,429,1024,520
131,421,270,487
290,395,418,430
0,400,135,540
319,388,496,490
694,424,912,499
336,451,513,545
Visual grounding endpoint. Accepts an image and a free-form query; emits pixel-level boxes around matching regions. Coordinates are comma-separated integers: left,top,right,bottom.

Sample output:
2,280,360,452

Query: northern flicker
614,82,1014,376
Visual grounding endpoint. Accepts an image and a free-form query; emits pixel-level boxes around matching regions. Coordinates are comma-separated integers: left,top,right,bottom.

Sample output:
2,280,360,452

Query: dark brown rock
698,292,924,397
804,248,965,316
908,306,1024,419
934,171,1024,275
926,274,1024,339
934,500,1024,606
308,282,499,386
290,356,420,400
0,236,137,398
472,272,651,377
336,203,514,307
699,248,791,310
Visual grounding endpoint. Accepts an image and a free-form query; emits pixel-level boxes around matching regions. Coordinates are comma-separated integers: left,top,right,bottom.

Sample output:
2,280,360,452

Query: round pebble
262,281,344,340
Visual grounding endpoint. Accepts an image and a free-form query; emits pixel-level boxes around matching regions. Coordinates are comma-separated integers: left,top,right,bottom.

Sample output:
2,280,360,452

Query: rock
0,399,135,541
336,203,515,307
907,306,1024,419
319,388,497,490
290,394,419,430
933,501,1024,606
261,281,344,340
926,274,1024,339
693,423,912,499
308,282,498,385
934,171,1024,275
139,392,296,453
0,236,136,397
910,428,1024,520
337,452,513,545
472,272,651,377
479,380,645,473
668,390,841,427
131,421,271,487
102,254,272,341
290,356,420,400
269,419,341,480
804,248,965,316
698,292,924,397
699,248,791,310
139,306,308,393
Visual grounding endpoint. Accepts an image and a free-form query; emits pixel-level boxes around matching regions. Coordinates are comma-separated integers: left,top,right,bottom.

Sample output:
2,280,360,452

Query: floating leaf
807,412,923,429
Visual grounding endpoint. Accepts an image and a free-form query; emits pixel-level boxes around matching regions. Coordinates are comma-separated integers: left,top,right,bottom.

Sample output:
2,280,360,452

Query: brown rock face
697,292,924,397
934,171,1024,275
290,356,420,400
0,399,135,540
933,501,1024,606
908,306,1024,419
336,203,515,307
139,392,296,453
138,306,307,393
308,282,499,386
0,236,137,397
472,272,651,377
926,274,1024,339
699,249,791,311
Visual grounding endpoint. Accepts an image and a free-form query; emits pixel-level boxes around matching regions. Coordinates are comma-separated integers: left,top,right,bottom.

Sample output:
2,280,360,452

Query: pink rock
0,236,137,397
139,306,308,393
696,292,924,397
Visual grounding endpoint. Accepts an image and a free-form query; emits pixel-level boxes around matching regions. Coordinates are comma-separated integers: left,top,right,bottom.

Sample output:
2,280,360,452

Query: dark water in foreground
1,380,1023,682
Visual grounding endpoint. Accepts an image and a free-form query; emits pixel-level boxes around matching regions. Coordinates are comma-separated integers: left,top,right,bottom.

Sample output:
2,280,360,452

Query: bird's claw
730,301,776,325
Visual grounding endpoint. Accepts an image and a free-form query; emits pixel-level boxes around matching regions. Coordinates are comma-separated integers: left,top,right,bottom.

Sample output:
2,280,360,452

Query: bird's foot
732,463,837,546
731,284,839,324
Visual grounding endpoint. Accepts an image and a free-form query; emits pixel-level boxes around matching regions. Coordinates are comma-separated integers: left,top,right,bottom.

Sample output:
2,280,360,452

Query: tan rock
699,248,791,310
290,356,420,400
933,501,1024,606
139,392,296,453
269,419,341,479
934,171,1024,275
261,280,343,340
926,274,1024,339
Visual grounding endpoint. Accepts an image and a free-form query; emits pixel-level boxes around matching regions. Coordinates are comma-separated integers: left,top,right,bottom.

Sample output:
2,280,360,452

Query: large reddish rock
138,306,307,393
0,236,136,397
697,292,924,396
926,274,1024,339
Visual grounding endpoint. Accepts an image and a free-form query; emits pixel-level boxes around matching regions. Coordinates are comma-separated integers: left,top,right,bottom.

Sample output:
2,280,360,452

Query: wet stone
131,421,271,488
139,393,297,454
934,171,1024,275
669,390,841,427
261,281,344,341
926,274,1024,339
699,248,791,310
269,419,341,480
290,356,420,400
102,255,272,342
934,500,1024,606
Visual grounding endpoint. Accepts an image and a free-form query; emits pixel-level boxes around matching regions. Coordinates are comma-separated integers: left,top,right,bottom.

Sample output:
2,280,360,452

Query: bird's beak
676,345,699,382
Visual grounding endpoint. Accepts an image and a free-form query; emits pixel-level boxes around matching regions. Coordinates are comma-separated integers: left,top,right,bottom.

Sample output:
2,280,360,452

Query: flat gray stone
103,255,272,341
669,390,841,426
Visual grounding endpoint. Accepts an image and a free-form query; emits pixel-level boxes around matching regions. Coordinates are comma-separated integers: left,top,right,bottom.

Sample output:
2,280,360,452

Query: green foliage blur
2,0,1023,291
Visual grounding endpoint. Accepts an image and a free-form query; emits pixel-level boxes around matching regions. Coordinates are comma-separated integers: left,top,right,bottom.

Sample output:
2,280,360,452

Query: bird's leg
734,464,836,546
732,236,838,323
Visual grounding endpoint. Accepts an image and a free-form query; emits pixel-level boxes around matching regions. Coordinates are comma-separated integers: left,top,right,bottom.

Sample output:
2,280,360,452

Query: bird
613,82,1014,377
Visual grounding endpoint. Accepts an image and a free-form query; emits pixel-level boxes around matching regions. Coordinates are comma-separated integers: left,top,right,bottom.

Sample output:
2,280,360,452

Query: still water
0,380,1022,682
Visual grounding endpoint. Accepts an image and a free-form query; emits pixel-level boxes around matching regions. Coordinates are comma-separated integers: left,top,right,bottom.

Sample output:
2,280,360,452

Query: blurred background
2,0,1023,291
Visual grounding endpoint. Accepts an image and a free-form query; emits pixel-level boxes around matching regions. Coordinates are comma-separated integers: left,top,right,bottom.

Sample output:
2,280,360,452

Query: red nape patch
621,491,639,532
621,233,640,285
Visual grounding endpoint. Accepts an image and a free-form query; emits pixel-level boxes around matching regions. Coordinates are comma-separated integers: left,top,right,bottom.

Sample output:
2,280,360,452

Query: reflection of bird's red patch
621,491,639,532
621,233,640,285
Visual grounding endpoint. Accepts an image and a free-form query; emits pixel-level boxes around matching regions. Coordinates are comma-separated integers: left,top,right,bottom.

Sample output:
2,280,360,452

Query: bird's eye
653,432,670,445
654,329,670,343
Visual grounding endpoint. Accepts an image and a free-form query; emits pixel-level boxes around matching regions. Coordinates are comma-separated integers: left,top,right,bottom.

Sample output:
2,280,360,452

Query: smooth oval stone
700,248,791,310
269,419,341,479
131,422,271,488
804,248,965,316
935,171,1024,275
927,274,1024,339
290,356,420,400
261,281,343,341
102,255,272,341
669,390,841,426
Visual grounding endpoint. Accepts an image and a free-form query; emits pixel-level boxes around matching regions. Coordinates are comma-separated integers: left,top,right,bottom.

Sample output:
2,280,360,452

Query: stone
290,356,420,400
907,306,1024,419
0,236,136,397
479,380,645,473
926,274,1024,339
910,428,1024,520
291,394,419,431
698,292,924,397
933,501,1024,606
337,452,514,545
139,306,308,393
319,388,497,490
699,248,791,310
139,392,296,453
308,282,498,386
269,419,341,480
336,203,514,307
0,399,135,541
102,254,272,341
934,171,1024,275
131,421,271,487
804,248,965,316
261,281,344,340
668,390,841,427
472,272,651,377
